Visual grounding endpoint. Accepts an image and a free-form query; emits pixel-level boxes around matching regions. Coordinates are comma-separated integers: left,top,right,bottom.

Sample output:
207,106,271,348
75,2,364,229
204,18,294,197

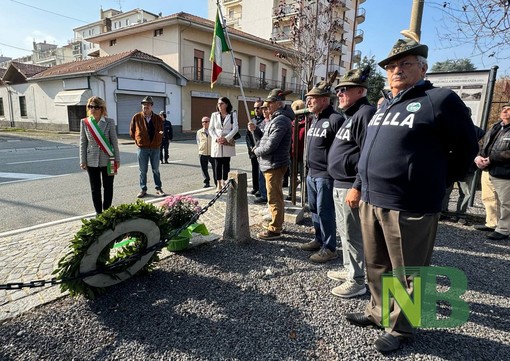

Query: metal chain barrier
0,179,234,291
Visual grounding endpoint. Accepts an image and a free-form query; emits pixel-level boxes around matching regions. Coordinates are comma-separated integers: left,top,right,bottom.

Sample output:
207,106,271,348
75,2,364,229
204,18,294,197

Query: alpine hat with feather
305,71,339,97
265,88,293,102
378,30,428,69
335,66,371,89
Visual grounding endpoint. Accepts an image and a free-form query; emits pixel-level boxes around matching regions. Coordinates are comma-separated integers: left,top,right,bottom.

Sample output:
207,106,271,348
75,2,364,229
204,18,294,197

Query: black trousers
250,156,259,191
214,157,231,181
86,166,115,214
199,154,216,186
160,140,169,162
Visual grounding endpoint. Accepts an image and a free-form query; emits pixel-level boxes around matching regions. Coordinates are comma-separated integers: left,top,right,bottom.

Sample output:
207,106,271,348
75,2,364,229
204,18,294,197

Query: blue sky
1,0,508,77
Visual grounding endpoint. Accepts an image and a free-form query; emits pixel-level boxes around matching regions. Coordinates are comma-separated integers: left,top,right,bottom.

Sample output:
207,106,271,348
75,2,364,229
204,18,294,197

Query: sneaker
331,279,366,298
310,248,338,263
250,189,258,195
137,190,147,198
253,197,268,204
300,240,321,251
487,231,509,240
256,230,281,240
327,268,349,281
155,188,166,196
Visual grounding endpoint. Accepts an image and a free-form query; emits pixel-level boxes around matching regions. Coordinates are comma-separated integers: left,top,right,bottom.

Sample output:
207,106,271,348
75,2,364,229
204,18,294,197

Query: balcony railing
356,8,366,24
354,29,364,44
352,50,361,63
182,66,303,94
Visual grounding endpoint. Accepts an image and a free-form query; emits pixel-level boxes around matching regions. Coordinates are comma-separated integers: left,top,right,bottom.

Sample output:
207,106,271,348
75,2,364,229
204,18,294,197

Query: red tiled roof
30,50,164,80
10,62,48,78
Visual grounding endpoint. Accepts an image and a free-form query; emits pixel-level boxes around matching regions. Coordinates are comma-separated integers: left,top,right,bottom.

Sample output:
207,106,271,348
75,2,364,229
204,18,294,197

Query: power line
9,0,88,23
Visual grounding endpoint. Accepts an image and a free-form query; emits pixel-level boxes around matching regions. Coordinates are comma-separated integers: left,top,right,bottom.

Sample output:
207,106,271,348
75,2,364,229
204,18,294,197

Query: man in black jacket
475,101,510,240
327,66,376,298
249,89,293,240
301,80,344,263
246,101,264,195
344,34,479,353
159,111,173,164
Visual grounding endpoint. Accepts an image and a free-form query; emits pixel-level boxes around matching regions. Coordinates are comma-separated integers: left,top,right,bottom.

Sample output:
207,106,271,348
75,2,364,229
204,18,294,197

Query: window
281,69,287,90
233,58,242,86
154,28,163,37
259,63,266,89
110,39,117,46
19,96,27,117
0,98,4,116
125,19,130,26
194,49,204,81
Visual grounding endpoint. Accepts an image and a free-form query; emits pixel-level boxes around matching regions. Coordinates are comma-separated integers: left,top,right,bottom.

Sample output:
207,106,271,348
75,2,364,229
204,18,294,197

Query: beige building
87,12,298,131
209,0,366,82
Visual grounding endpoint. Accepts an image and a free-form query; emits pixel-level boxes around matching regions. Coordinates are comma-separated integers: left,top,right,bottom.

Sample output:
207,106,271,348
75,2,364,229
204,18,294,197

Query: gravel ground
1,192,509,361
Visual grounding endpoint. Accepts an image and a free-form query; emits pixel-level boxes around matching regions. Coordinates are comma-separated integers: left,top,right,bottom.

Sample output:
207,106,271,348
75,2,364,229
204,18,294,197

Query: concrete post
223,171,251,243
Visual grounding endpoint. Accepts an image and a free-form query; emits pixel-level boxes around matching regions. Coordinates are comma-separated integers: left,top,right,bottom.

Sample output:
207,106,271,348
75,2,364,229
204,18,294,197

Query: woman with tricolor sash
80,96,120,215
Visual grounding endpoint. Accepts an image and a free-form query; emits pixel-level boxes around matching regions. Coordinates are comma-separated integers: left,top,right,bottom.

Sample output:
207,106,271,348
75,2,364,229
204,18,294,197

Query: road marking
7,156,78,165
0,173,69,185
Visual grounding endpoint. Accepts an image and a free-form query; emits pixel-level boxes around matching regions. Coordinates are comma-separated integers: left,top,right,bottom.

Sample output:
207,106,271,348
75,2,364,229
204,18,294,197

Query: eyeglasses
336,86,352,94
87,105,102,110
384,61,422,72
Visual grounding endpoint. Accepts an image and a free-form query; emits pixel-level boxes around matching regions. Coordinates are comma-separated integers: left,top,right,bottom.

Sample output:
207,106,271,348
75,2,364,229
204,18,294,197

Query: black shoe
160,160,164,164
254,191,261,197
204,184,210,188
250,189,258,195
345,313,381,328
487,231,509,240
473,224,495,232
285,195,292,201
253,197,268,204
165,160,169,164
374,333,408,353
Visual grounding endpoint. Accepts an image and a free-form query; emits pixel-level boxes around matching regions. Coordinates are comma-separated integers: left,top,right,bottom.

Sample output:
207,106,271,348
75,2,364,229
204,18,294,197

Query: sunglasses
336,87,352,94
87,105,102,109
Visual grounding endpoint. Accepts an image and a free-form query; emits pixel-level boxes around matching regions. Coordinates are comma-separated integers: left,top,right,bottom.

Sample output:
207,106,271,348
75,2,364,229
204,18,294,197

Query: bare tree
433,0,510,63
271,0,346,92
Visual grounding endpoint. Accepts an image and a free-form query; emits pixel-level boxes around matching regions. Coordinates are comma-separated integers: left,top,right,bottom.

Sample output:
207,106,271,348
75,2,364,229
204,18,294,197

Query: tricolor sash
84,116,117,175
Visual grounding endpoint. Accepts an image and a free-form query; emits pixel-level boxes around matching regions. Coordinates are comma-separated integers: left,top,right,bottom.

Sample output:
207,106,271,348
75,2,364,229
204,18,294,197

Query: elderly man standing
130,96,166,198
327,66,376,298
300,81,344,263
249,89,293,240
475,101,510,240
344,34,478,354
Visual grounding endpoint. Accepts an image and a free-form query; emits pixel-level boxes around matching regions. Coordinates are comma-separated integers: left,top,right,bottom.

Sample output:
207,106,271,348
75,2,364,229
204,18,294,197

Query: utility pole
409,0,425,40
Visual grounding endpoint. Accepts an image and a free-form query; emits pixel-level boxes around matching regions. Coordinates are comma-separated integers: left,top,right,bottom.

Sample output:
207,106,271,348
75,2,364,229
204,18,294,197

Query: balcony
181,66,304,94
273,4,298,19
226,13,242,27
354,29,364,44
356,7,366,24
352,50,361,63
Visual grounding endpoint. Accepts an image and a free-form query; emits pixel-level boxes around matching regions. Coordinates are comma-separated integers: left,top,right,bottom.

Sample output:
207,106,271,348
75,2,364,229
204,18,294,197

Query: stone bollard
223,171,251,243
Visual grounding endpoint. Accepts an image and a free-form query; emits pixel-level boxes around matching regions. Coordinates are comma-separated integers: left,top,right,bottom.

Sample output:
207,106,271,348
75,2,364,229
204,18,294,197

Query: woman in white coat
209,96,238,191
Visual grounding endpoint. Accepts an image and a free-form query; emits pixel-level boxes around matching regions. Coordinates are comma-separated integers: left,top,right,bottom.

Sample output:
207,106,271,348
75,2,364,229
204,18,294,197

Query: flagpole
216,1,253,127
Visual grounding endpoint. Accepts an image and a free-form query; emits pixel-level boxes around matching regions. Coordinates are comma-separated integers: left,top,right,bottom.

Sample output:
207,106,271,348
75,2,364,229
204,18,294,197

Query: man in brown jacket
130,96,166,198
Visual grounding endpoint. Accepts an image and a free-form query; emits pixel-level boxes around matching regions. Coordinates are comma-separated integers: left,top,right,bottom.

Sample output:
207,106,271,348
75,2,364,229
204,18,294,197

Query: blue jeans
137,148,162,190
306,175,336,251
258,170,267,199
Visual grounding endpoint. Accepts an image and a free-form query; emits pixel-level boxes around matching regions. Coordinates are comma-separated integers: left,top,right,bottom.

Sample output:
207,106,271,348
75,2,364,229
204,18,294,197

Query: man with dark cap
344,33,478,353
327,66,376,298
159,110,173,164
475,101,510,240
300,78,344,263
130,96,166,198
248,89,293,240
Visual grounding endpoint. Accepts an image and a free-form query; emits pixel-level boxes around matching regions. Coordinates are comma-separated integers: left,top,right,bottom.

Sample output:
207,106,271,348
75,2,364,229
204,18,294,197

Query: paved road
0,131,253,234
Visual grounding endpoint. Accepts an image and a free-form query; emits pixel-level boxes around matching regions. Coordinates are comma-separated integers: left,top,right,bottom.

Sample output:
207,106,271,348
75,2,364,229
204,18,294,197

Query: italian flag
210,10,230,88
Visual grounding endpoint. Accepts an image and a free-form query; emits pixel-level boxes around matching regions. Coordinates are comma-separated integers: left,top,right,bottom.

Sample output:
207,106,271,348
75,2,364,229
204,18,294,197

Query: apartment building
209,0,366,82
87,11,298,130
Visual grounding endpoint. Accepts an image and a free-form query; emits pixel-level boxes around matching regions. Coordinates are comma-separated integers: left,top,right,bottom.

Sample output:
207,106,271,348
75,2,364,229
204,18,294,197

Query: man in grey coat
248,89,293,240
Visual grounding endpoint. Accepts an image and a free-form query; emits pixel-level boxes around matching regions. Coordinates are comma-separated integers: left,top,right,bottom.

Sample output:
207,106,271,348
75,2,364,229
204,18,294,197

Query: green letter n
381,267,422,328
